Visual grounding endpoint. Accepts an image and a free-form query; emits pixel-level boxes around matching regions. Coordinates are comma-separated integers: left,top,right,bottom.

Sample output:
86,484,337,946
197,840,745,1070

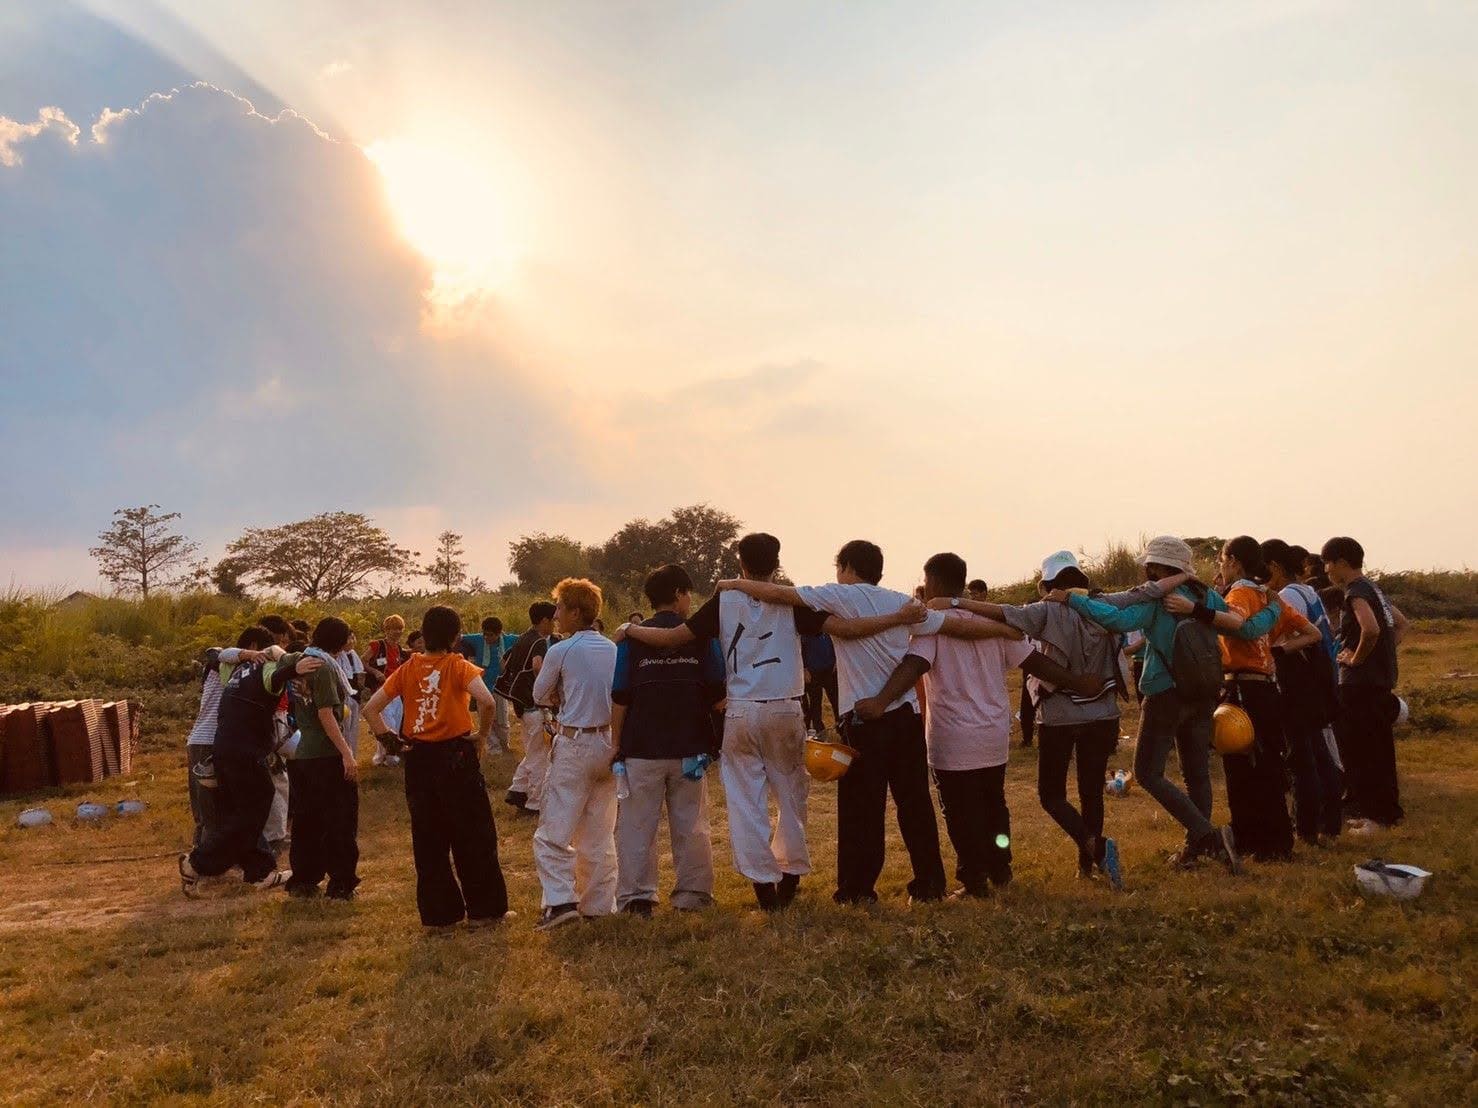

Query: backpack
1156,582,1224,701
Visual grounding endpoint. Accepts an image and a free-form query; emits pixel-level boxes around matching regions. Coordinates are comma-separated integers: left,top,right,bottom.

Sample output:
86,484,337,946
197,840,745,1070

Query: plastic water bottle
682,753,713,781
76,802,108,821
116,799,147,816
613,760,630,800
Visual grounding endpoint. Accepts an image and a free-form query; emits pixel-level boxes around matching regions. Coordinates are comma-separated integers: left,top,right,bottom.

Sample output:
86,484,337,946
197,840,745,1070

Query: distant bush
1372,571,1478,620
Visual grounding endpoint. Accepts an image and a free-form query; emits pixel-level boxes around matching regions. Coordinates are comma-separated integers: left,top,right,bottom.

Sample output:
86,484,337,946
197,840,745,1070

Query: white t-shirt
793,582,946,714
718,591,807,701
907,612,1033,770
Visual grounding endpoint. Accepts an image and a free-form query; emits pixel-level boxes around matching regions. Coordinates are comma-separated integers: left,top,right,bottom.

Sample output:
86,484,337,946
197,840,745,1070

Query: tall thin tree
426,530,469,592
89,505,203,597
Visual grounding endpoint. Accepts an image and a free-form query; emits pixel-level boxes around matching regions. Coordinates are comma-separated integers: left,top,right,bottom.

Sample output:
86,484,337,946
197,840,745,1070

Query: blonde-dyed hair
383,614,406,632
552,577,603,626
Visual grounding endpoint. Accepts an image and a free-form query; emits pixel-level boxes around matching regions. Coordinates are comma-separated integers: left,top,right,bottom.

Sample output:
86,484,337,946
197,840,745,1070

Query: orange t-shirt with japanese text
383,652,483,741
1220,583,1314,676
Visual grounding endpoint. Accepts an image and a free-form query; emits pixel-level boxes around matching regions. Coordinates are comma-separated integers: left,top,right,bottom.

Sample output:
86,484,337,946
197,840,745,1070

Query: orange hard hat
804,738,859,782
1212,703,1255,754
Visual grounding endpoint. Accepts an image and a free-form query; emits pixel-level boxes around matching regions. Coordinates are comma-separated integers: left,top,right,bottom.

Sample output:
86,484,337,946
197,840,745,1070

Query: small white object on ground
1354,860,1431,901
76,802,109,821
17,807,53,828
116,799,147,815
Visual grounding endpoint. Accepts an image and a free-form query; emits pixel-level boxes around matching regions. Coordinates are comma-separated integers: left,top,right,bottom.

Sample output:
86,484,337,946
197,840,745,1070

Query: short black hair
1224,535,1267,582
422,605,462,652
259,614,291,638
287,634,309,652
967,578,988,593
836,539,884,585
644,564,693,607
311,616,352,654
528,601,556,624
1320,536,1365,570
1259,539,1302,580
1319,585,1345,612
290,618,311,634
481,616,503,634
737,532,782,577
236,625,275,650
1287,544,1310,567
407,630,425,647
923,552,967,593
1045,565,1092,592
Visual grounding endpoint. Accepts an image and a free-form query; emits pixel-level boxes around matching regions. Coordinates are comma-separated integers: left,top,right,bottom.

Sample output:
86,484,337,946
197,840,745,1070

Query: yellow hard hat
805,738,859,782
1212,703,1255,754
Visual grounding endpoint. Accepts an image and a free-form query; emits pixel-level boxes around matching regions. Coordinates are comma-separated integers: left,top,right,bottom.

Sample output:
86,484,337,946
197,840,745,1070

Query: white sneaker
255,869,292,890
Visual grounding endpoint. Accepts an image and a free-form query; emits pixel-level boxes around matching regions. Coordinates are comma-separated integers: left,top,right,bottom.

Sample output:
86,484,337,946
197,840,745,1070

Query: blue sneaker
1101,838,1124,891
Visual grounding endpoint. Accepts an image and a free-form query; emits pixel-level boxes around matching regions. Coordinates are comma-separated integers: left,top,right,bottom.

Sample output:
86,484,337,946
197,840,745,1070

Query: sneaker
178,853,200,898
1100,838,1124,892
752,882,780,912
622,899,655,918
1347,818,1384,837
467,910,516,928
255,869,292,891
947,886,990,901
384,754,402,768
505,789,529,810
777,873,801,907
535,903,581,931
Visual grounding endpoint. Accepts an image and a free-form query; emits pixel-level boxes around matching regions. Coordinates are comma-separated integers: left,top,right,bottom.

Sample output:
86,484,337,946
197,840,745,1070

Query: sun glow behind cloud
364,135,519,306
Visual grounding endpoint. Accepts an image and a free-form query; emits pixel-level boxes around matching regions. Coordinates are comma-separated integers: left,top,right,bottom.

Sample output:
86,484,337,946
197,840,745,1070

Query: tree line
88,503,744,602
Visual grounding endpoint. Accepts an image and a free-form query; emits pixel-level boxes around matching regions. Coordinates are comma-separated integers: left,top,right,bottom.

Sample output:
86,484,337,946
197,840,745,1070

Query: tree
224,511,416,600
596,517,679,598
425,530,469,592
211,558,250,600
89,505,203,597
507,532,595,592
664,503,742,592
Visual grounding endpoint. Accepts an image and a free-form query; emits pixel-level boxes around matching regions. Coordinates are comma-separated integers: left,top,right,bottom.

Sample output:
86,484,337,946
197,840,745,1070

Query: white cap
1040,550,1081,584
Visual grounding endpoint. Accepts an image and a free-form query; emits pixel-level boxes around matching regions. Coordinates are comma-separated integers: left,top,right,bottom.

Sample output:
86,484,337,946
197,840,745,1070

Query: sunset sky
3,1,1475,596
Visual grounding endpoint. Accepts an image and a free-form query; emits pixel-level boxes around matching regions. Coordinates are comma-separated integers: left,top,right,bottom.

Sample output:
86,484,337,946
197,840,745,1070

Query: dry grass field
1,620,1474,1105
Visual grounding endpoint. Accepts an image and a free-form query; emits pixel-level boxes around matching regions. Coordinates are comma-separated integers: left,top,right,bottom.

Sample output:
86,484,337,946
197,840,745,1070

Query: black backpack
1157,582,1224,701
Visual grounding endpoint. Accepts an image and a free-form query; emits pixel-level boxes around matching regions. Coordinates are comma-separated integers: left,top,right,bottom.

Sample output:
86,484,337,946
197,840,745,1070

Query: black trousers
1340,685,1403,826
1037,717,1118,863
835,706,945,902
286,757,360,895
1221,679,1294,860
804,669,840,733
403,738,509,925
189,746,277,882
934,763,1011,894
1283,714,1344,839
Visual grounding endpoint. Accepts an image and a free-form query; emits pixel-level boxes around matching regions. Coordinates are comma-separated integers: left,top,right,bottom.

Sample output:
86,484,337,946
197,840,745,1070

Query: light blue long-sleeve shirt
1068,584,1281,697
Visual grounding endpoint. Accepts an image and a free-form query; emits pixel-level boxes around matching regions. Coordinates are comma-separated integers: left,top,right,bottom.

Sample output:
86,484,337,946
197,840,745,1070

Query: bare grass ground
0,623,1474,1104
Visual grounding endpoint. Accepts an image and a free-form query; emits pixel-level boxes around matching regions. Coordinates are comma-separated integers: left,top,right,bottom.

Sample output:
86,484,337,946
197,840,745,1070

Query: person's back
793,581,943,711
911,612,1032,765
617,609,722,757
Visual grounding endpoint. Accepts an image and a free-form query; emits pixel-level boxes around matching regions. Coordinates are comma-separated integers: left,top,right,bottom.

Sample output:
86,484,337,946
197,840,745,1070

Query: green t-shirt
292,662,346,760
